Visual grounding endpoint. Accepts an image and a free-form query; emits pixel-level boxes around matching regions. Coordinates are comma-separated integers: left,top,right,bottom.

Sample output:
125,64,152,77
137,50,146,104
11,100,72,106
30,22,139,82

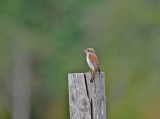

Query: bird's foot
90,78,94,83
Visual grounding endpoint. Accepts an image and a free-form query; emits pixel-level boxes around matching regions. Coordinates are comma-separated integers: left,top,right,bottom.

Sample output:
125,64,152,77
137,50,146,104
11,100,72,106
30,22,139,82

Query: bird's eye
87,50,89,51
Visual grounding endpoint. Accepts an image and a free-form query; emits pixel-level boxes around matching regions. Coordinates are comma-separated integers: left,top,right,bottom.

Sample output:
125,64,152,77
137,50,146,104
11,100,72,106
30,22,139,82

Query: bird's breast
87,55,94,70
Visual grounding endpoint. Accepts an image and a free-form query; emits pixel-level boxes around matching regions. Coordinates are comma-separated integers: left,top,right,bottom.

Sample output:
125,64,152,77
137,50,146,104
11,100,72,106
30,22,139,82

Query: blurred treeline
0,0,160,119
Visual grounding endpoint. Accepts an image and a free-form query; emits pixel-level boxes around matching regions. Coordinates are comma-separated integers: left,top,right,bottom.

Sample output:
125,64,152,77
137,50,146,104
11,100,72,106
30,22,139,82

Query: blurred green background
0,0,160,119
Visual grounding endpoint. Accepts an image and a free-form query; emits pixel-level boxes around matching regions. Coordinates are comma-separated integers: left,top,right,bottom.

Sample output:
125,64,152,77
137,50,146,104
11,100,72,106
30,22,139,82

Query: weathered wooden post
68,72,106,119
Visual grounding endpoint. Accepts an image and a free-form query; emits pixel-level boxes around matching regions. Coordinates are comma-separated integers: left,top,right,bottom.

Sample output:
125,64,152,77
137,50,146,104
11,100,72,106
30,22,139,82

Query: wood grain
68,72,106,119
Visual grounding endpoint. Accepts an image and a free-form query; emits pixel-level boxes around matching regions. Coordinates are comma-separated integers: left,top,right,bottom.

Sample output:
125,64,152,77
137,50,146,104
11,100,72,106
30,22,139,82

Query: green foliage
0,0,160,119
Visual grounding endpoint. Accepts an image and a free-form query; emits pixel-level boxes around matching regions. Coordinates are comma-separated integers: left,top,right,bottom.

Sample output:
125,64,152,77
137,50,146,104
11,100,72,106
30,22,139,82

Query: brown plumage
84,48,100,82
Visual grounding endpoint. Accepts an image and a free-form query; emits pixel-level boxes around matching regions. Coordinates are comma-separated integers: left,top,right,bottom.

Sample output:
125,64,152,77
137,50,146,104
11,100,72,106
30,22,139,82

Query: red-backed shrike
83,48,100,82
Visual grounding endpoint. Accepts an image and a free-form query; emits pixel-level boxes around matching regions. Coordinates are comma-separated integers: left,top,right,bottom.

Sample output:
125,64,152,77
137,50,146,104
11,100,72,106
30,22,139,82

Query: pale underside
87,54,94,70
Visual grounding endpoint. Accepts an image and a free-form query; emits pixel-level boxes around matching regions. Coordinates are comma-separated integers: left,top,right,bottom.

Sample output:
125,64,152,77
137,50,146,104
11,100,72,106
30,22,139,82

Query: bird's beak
83,50,86,53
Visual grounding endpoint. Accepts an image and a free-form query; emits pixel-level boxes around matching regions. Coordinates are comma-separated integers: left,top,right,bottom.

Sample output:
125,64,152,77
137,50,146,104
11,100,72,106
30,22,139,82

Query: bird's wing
89,54,100,71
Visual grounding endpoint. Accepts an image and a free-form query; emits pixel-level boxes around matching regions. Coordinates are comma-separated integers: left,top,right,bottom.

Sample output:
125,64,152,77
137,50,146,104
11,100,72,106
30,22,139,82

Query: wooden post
68,72,106,119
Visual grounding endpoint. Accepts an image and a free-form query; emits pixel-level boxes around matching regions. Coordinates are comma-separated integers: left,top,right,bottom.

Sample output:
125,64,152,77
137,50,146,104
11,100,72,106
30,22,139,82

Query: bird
83,48,100,82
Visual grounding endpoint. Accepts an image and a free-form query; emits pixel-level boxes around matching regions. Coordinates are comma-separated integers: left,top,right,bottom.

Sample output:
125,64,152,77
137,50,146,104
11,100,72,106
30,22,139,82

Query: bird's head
83,48,95,54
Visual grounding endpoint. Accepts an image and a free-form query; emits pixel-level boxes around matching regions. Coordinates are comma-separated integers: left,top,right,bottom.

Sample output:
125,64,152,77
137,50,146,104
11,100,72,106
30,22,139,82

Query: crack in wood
84,73,93,119
68,73,106,119
84,74,89,99
91,98,93,119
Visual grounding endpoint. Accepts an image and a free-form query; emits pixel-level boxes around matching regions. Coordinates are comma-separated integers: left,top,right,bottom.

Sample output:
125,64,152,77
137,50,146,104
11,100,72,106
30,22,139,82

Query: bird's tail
90,69,96,82
98,67,100,73
97,67,101,80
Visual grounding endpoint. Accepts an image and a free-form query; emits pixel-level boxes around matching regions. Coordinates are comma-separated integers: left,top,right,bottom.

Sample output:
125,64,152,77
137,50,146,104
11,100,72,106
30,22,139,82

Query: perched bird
83,48,100,82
